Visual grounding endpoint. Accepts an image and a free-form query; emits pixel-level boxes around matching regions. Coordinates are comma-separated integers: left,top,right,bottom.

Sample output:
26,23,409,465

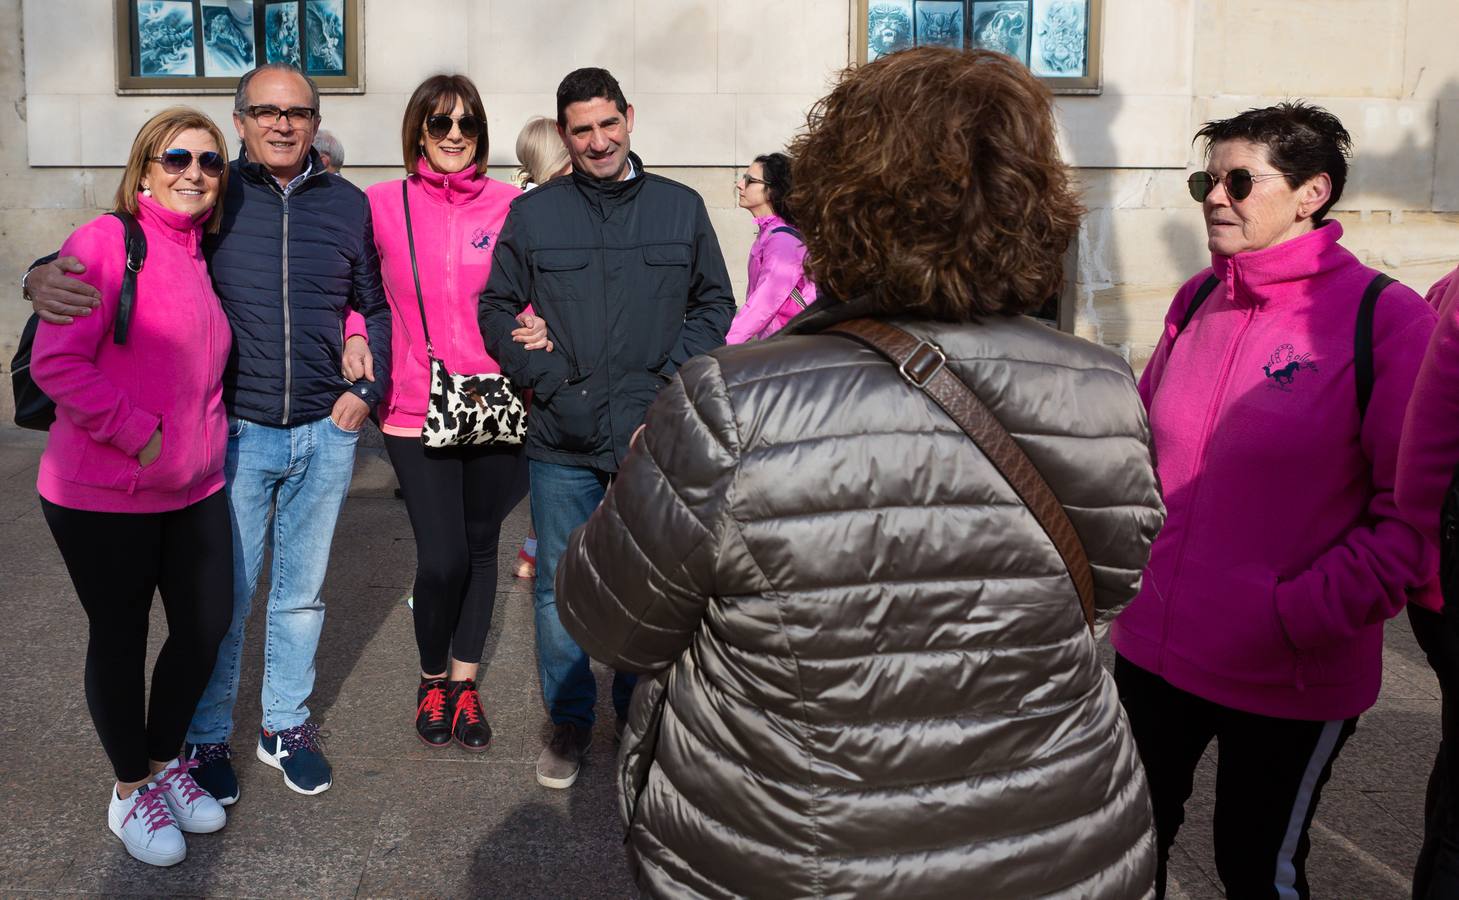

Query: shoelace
126,785,177,835
277,722,325,754
418,683,448,724
453,685,484,728
190,742,231,765
157,758,210,805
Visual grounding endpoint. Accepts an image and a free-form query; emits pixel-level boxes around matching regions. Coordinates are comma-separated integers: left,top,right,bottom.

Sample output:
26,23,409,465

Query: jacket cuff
112,407,161,457
1274,576,1324,651
348,381,380,412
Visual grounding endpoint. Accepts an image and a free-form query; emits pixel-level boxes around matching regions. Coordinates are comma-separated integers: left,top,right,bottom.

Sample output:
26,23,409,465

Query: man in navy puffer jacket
25,64,391,803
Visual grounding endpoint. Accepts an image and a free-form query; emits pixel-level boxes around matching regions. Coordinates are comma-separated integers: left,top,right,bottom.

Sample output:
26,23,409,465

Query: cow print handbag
402,181,526,449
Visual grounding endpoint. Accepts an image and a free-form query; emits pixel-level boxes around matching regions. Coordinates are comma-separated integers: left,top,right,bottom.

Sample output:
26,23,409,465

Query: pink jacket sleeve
344,308,367,341
1396,268,1459,544
1275,286,1438,650
30,220,160,456
724,235,805,345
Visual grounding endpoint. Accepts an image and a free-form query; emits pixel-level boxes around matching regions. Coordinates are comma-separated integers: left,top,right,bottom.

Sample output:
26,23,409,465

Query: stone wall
3,0,1459,422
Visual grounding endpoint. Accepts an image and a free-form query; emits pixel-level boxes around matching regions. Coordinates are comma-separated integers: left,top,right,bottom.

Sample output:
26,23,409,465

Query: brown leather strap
828,318,1097,632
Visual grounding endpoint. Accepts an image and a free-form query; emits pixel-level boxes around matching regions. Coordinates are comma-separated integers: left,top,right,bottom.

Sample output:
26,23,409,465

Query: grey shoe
536,722,591,789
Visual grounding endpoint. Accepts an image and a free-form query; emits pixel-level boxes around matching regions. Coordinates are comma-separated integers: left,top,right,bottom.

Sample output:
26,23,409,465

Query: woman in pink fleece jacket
31,107,235,867
1111,103,1437,899
343,75,538,753
1397,269,1459,898
724,153,816,343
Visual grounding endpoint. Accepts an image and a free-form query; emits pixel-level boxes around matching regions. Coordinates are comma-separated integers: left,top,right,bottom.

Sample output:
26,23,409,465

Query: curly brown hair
788,47,1082,319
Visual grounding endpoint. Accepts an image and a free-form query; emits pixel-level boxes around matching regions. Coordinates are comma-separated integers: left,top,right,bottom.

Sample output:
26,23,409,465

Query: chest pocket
533,249,591,303
642,243,691,298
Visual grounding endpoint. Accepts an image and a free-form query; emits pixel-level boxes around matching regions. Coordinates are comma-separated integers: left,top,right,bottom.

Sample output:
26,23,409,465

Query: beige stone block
1087,282,1184,355
26,95,82,167
635,0,717,94
1330,211,1459,281
479,93,559,167
1101,0,1192,96
1056,94,1191,169
718,0,849,95
474,1,636,96
1094,207,1208,288
1202,0,1404,99
22,0,113,96
315,93,412,168
74,96,236,167
631,93,736,165
1436,100,1459,211
735,93,817,164
1402,0,1459,100
364,0,471,94
656,166,740,210
0,170,93,210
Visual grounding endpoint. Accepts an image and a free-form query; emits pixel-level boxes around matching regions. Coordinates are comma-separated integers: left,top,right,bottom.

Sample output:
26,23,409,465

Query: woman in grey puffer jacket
558,47,1166,899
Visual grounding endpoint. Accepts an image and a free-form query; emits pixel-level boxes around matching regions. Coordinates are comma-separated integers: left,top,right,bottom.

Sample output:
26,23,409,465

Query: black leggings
42,492,233,783
386,436,528,674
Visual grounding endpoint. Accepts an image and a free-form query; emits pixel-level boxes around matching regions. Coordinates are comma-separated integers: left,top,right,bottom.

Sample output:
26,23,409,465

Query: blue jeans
187,415,358,742
530,460,636,727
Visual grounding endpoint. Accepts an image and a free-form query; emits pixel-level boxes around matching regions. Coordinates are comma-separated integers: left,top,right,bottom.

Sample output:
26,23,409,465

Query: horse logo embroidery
1262,344,1317,391
470,228,494,251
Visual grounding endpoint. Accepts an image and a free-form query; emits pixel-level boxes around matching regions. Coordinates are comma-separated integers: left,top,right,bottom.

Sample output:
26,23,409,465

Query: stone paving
0,427,1436,898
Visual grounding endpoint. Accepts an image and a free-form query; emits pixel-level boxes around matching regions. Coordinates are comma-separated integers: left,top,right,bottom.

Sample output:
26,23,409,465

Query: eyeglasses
737,174,769,187
426,114,483,141
1187,169,1291,202
243,105,318,127
150,149,226,178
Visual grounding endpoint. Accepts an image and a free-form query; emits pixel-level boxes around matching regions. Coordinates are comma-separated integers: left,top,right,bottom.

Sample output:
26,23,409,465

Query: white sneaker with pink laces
155,756,227,833
107,782,186,866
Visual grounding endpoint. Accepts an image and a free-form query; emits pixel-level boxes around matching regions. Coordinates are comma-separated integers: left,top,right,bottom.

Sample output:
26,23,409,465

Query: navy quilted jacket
204,148,391,426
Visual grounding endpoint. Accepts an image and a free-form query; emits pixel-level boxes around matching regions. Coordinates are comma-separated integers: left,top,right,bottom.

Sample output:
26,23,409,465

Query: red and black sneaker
448,679,492,752
415,678,451,747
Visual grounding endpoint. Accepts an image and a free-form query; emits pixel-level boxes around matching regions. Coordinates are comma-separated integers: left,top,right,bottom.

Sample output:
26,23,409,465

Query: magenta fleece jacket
33,195,230,513
724,214,816,344
1110,221,1437,720
345,162,520,433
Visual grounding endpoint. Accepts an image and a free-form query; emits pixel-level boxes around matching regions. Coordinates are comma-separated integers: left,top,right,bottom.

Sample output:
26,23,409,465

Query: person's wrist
20,266,35,302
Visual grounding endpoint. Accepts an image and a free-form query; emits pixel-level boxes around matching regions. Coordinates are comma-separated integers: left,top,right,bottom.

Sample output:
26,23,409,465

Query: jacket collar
236,146,328,195
780,293,884,336
754,213,786,237
136,192,208,249
1211,220,1350,307
571,152,647,220
413,159,486,205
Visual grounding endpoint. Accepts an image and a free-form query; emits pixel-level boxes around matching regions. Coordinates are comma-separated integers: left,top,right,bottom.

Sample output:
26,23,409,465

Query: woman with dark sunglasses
343,75,543,752
724,153,817,343
1111,101,1438,898
30,106,235,866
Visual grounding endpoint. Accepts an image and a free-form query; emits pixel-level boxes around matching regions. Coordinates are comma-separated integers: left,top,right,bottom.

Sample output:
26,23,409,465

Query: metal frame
854,0,1103,94
115,0,364,94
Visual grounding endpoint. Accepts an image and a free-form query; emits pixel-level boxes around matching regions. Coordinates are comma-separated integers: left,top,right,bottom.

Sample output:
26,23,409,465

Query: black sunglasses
151,149,226,178
426,114,483,141
244,105,317,127
1187,168,1291,202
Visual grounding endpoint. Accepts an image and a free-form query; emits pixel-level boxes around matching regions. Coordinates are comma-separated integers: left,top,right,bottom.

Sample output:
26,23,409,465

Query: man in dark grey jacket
479,67,735,790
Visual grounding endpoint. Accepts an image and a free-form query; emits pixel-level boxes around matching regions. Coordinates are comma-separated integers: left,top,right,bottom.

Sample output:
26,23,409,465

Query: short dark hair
556,68,628,126
1194,101,1352,221
753,153,796,226
401,74,490,174
234,63,320,115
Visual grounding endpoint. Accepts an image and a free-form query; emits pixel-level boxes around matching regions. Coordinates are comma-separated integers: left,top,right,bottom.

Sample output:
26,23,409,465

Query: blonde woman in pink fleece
31,107,235,867
1110,102,1437,899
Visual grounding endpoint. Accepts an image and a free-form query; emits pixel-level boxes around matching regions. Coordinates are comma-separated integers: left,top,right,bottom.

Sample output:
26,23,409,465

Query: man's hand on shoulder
26,257,100,325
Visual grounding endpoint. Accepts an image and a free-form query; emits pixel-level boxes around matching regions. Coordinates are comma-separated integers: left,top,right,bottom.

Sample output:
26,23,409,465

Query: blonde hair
514,116,570,188
114,106,229,234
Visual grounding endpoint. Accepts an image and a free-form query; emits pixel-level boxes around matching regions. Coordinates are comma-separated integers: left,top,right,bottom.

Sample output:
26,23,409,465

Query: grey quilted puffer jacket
558,296,1166,899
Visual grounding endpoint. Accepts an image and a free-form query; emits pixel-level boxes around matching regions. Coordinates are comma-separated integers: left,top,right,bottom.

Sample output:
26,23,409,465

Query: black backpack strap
1176,274,1221,336
769,225,803,242
1355,273,1395,422
107,211,146,346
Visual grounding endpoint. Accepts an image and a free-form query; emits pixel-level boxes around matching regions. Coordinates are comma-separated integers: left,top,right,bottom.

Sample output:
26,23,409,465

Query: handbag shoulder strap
401,179,434,354
827,318,1096,631
106,211,146,346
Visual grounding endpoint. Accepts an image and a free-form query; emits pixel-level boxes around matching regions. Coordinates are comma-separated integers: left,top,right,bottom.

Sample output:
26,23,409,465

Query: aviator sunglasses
426,113,484,141
151,148,226,178
1187,168,1290,203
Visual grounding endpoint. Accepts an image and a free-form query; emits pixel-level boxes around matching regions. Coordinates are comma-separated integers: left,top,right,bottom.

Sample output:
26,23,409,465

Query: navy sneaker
184,741,238,806
255,723,332,795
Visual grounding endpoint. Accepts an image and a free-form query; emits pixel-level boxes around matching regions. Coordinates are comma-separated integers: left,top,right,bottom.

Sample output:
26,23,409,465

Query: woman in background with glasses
31,106,235,867
724,153,816,343
1111,102,1438,898
342,75,547,752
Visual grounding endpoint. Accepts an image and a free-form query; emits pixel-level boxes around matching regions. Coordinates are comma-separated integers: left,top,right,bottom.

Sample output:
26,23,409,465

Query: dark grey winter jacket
558,295,1167,898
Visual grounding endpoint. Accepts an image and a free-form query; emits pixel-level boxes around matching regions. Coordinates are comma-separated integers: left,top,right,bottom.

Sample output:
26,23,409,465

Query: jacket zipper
280,194,292,424
1156,279,1257,674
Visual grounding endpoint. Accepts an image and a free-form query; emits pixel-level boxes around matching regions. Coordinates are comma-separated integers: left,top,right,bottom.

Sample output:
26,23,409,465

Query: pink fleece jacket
724,214,816,344
1396,269,1459,609
33,195,230,513
1110,222,1437,720
346,162,520,434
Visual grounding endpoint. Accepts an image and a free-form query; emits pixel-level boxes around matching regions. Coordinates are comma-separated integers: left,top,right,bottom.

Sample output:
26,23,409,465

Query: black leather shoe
415,678,452,747
449,679,492,752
